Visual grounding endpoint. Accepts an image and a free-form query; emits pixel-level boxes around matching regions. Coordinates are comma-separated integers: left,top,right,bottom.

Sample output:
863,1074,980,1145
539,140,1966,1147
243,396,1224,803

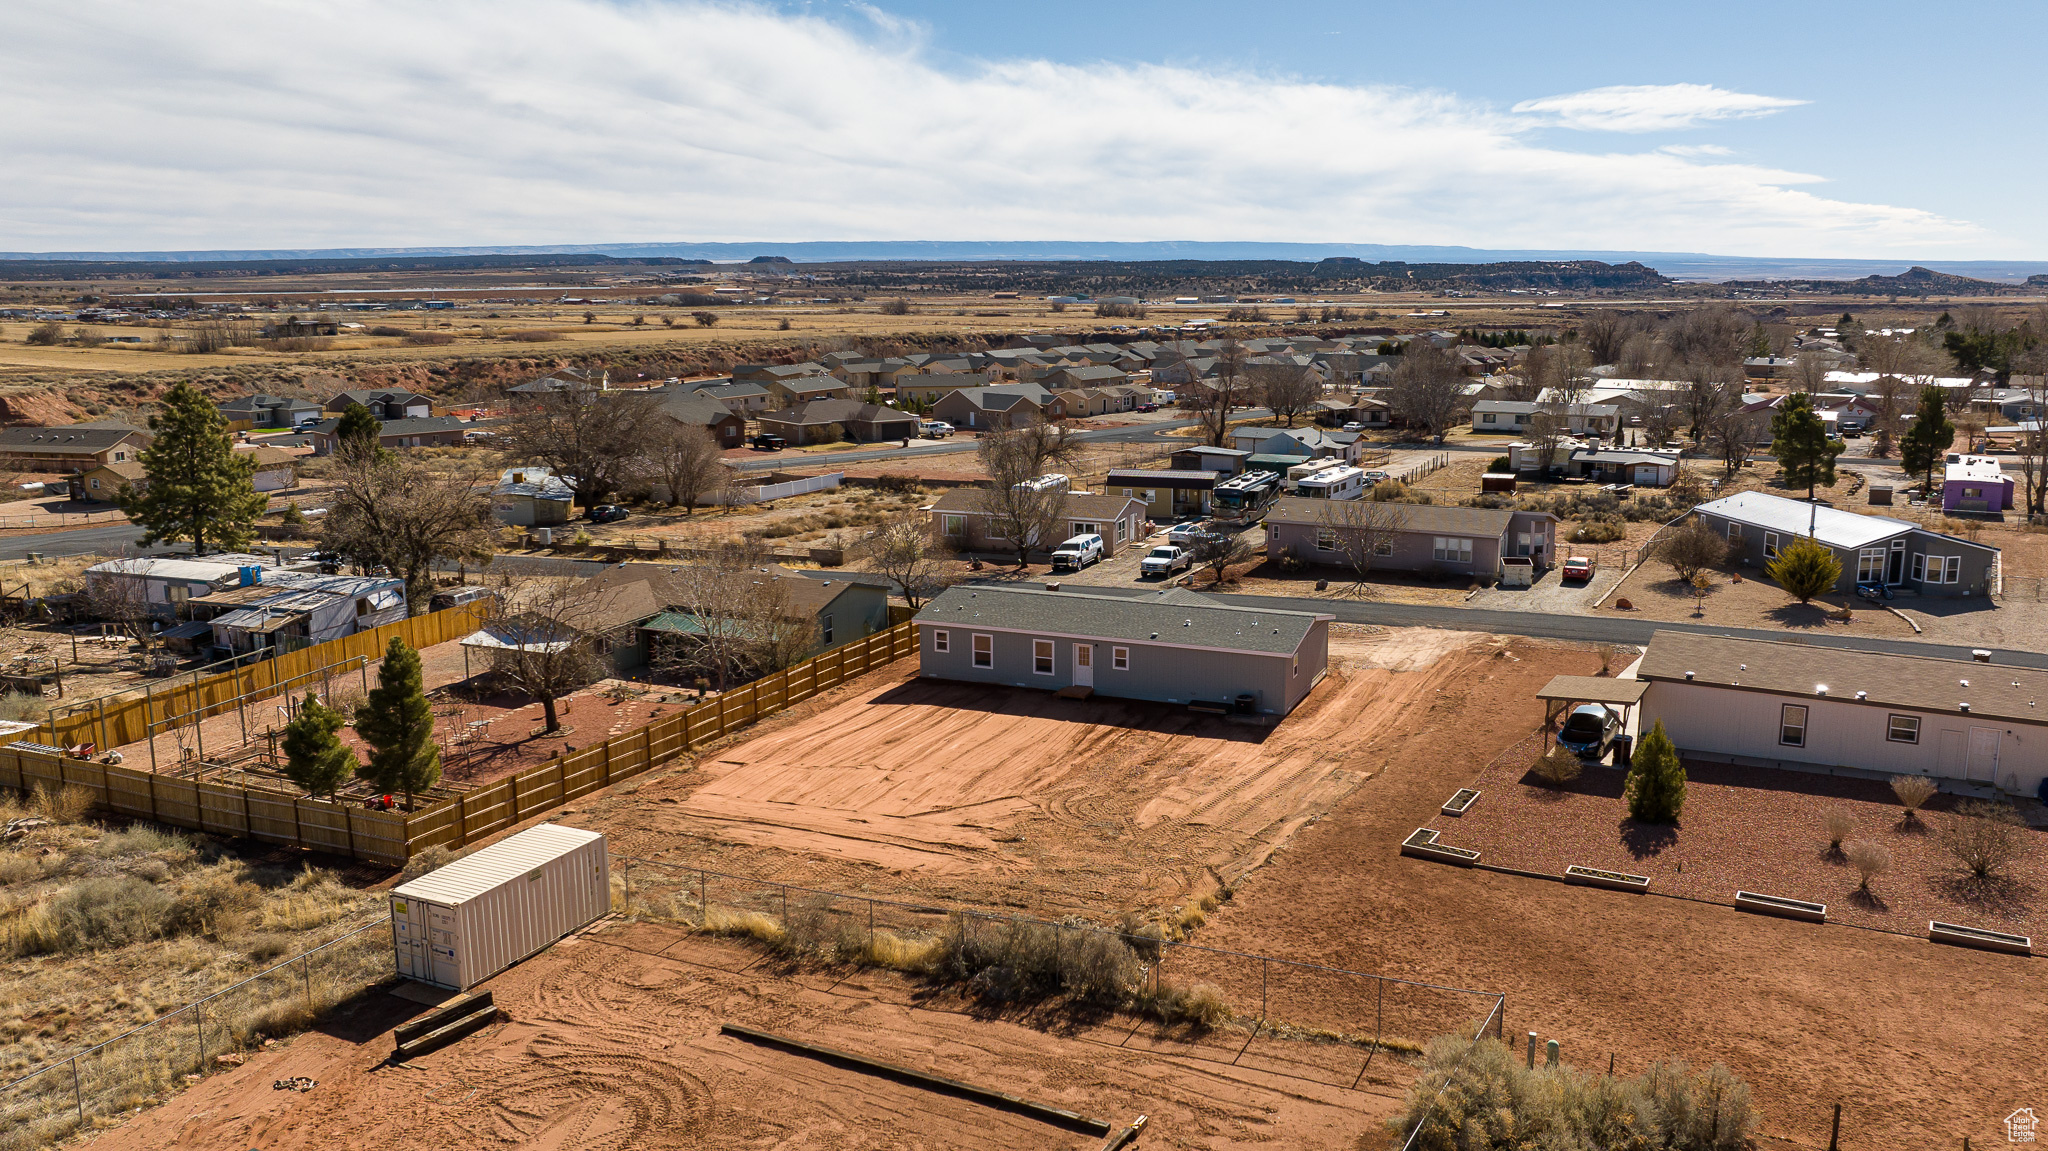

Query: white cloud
1659,143,1736,158
1513,84,1806,133
0,2,1978,256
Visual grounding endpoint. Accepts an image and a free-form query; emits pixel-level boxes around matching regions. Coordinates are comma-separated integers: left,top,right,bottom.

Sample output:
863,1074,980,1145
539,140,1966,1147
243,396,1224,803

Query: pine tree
1767,536,1844,604
118,380,267,555
354,637,440,809
334,402,383,459
1898,386,1956,494
280,691,357,800
1768,392,1843,500
1625,720,1685,824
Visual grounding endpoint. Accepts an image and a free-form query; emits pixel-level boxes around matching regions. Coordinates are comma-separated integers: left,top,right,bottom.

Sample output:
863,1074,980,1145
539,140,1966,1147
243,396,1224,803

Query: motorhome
1293,466,1367,500
1210,469,1284,525
1012,473,1071,493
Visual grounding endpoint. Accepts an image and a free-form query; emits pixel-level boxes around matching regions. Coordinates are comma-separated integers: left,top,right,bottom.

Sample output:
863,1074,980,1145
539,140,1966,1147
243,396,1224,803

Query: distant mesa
748,255,795,264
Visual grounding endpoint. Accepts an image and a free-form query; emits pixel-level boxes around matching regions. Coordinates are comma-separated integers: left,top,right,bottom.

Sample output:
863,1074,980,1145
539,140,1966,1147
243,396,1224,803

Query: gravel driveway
1467,562,1621,612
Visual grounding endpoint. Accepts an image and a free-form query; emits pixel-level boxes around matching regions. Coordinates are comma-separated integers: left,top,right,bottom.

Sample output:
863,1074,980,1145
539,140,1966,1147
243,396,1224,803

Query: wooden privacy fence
0,743,409,864
401,619,919,858
37,605,489,750
2,619,920,866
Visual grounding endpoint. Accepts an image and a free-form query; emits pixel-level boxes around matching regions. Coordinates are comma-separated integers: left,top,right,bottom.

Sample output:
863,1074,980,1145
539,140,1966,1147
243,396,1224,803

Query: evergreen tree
354,638,440,809
1768,392,1843,500
1767,536,1843,604
118,380,267,555
1625,720,1685,824
1898,386,1956,493
280,691,357,799
334,402,383,459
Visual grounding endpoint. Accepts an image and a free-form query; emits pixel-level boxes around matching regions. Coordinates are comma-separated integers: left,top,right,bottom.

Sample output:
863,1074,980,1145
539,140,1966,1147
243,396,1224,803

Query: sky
3,0,2042,259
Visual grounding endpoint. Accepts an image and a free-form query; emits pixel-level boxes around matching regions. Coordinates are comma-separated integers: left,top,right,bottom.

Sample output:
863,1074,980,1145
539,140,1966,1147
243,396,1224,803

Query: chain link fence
0,919,390,1151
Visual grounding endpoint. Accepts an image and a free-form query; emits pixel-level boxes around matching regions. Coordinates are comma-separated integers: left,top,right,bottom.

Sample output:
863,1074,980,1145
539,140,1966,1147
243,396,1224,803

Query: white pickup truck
1139,545,1191,577
1049,533,1104,570
918,419,954,439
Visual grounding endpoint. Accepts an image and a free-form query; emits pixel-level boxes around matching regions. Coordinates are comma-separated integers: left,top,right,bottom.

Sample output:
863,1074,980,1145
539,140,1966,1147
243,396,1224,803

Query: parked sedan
1166,521,1211,547
1562,555,1596,582
586,505,629,523
1557,704,1621,759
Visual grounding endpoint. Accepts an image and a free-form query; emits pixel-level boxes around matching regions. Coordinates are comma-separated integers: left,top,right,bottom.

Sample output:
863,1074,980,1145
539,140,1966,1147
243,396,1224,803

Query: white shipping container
391,825,610,990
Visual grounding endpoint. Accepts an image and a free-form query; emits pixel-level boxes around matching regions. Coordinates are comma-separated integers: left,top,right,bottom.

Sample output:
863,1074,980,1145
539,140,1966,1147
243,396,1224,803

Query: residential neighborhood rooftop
915,584,1327,656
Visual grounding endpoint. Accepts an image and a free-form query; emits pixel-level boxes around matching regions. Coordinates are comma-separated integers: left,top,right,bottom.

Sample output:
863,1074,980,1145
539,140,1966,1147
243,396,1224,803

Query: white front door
1938,730,1966,777
1967,727,2002,783
1073,643,1094,687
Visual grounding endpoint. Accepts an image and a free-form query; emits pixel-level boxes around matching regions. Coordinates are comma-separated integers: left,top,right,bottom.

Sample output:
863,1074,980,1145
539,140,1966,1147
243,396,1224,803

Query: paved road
723,412,1244,473
0,523,154,560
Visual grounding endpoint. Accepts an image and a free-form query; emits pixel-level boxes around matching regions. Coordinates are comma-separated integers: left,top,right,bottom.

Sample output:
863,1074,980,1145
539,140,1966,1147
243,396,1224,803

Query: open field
557,626,1510,918
80,922,1401,1151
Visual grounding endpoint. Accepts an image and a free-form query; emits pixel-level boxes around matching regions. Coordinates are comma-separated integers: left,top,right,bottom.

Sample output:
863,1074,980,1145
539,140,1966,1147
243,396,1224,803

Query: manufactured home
914,584,1331,717
1689,491,1998,596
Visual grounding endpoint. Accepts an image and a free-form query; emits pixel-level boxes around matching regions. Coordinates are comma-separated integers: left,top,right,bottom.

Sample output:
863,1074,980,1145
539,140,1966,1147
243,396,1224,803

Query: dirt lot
558,626,1506,918
1454,740,2048,937
1181,640,2048,1149
82,924,1396,1151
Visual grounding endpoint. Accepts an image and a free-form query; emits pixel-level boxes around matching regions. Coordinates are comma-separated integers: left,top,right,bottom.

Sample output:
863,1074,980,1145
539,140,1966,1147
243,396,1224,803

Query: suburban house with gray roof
306,415,466,455
0,422,152,473
218,393,322,430
914,584,1332,717
930,383,1066,430
758,399,918,445
1637,630,2048,796
325,389,433,419
1264,497,1560,576
1689,491,1997,596
654,389,747,449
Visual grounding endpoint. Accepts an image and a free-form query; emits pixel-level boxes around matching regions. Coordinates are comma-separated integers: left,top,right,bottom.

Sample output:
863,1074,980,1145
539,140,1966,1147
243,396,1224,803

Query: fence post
71,1055,82,1119
303,954,312,1012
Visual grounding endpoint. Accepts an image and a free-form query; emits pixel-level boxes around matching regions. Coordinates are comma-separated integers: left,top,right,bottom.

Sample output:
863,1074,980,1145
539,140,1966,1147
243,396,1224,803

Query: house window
822,614,834,645
1122,487,1136,499
933,629,949,653
1374,539,1394,556
1887,715,1920,744
1432,537,1473,564
1727,522,1743,543
355,598,370,617
1316,528,1339,552
1292,654,1300,677
1115,518,1127,543
1071,522,1099,537
972,634,993,668
113,452,126,462
1763,531,1779,559
1033,639,1055,675
1481,413,1495,424
1112,646,1129,671
943,514,965,537
89,479,99,490
1911,553,1924,581
1780,704,1807,748
167,584,190,605
1943,555,1961,583
1857,547,1887,583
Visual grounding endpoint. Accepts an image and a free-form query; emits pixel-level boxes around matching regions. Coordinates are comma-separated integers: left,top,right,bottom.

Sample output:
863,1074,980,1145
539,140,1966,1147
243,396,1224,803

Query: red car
1562,556,1596,582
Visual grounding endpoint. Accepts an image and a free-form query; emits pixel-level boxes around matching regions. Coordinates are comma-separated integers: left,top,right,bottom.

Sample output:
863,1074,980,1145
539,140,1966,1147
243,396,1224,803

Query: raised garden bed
1929,921,2032,956
1734,890,1826,923
1565,864,1649,893
1400,827,1479,866
1441,788,1480,817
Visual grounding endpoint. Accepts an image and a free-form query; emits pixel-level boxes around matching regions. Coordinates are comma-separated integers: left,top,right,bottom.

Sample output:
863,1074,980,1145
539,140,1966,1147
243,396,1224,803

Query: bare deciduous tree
644,421,727,513
323,454,495,612
2012,349,2048,516
1389,342,1467,444
863,514,950,609
974,420,1080,566
501,388,661,508
1251,362,1321,428
1658,516,1729,581
1191,530,1258,587
478,575,621,732
650,552,821,691
1315,498,1408,596
1197,340,1249,447
1703,403,1766,477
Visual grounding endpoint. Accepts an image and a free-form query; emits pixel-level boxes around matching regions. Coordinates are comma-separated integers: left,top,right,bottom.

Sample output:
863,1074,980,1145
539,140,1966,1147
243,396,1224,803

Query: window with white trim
1374,538,1394,556
1857,547,1887,583
821,614,834,645
1911,552,1924,581
1727,522,1743,543
1432,537,1473,564
942,514,965,537
1032,639,1055,675
1481,412,1495,424
972,633,993,668
1942,555,1961,583
1112,646,1129,671
1316,528,1339,552
1115,518,1127,543
1780,704,1807,748
1887,714,1920,744
1763,531,1779,559
933,629,949,653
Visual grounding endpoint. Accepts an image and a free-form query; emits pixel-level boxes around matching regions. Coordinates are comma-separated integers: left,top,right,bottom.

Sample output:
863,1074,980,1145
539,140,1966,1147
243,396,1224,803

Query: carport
1536,675,1648,746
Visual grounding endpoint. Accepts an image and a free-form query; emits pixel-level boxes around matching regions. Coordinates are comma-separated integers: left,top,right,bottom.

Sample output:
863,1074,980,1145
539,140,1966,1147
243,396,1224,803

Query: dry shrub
1148,981,1232,1029
399,844,470,881
1572,515,1628,543
1890,774,1937,819
0,853,40,885
703,906,785,946
19,876,172,954
31,783,94,824
1823,810,1854,851
506,329,564,342
1938,799,2029,879
1531,747,1583,788
164,866,262,939
1844,841,1891,891
400,331,455,346
1393,1035,1755,1151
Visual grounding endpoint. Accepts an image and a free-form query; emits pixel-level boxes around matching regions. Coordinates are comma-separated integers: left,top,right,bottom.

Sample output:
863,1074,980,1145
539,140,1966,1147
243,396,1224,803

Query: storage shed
391,825,610,990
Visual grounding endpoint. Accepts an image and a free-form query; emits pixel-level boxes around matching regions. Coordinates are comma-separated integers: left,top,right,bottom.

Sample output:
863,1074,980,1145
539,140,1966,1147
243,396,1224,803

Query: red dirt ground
1187,644,2048,1150
83,924,1397,1151
1451,740,2048,938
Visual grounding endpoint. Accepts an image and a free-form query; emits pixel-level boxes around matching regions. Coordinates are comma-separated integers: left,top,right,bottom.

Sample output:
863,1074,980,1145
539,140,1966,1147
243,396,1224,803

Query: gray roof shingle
915,584,1323,656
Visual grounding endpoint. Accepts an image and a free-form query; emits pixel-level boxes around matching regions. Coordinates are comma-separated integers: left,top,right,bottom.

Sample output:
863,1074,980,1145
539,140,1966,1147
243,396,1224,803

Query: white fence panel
710,471,843,505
